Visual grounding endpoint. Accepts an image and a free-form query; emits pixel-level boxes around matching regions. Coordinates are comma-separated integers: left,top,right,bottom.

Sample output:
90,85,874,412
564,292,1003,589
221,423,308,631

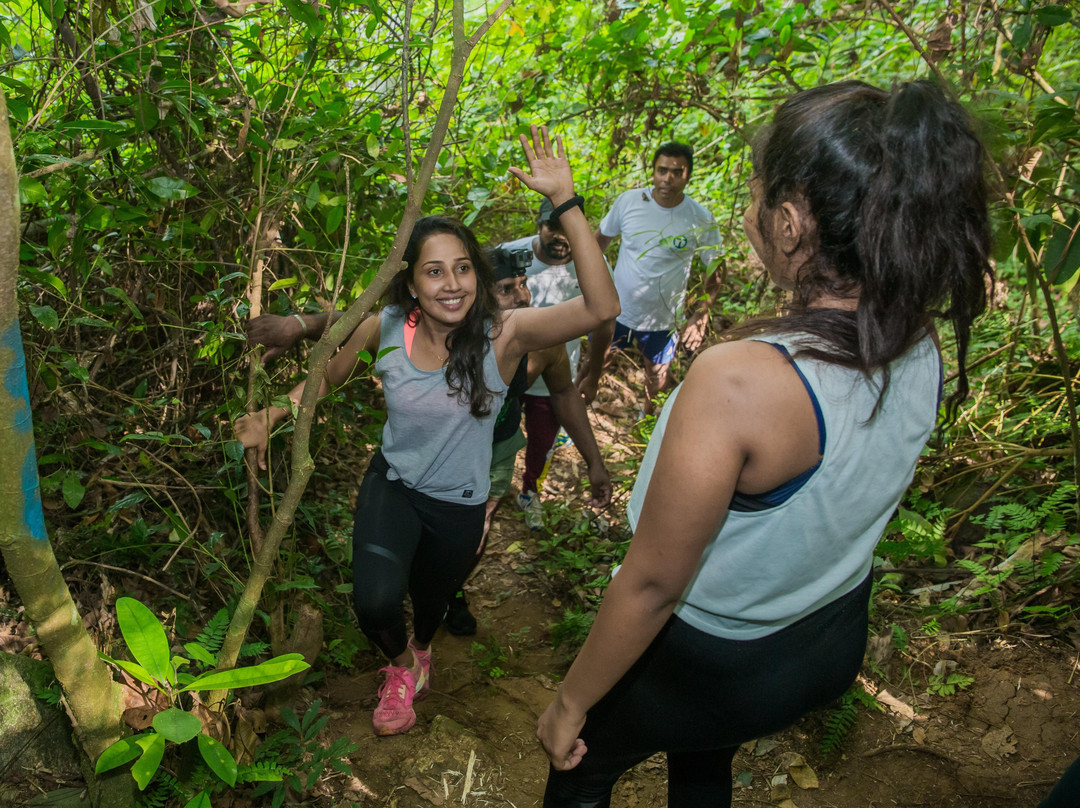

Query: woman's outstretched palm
509,125,575,203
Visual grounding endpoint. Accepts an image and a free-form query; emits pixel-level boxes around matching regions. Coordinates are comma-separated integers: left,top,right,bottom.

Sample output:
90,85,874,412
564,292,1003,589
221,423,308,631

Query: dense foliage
3,0,1080,794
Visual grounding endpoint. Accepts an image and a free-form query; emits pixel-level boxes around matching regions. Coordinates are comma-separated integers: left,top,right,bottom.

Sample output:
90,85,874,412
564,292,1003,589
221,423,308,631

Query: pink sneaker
409,640,432,700
373,665,417,736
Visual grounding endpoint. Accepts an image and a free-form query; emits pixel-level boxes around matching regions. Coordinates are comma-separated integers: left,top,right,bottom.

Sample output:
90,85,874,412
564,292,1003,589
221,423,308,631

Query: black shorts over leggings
544,572,873,808
351,453,486,659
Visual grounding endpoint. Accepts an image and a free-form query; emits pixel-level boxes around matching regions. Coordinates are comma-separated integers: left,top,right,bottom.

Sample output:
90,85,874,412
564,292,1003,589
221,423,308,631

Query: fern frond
237,761,289,783
820,699,858,757
821,683,880,756
239,640,271,659
136,772,182,808
196,608,230,655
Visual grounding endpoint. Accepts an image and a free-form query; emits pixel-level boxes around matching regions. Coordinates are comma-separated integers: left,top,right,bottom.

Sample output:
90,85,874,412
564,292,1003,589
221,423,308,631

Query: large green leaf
181,654,309,692
95,736,143,774
152,708,203,744
99,653,163,691
61,472,85,509
184,642,218,667
18,176,46,205
116,597,173,686
146,176,200,201
29,304,58,331
1045,213,1080,286
198,733,238,786
183,792,212,808
132,732,166,790
1035,4,1072,26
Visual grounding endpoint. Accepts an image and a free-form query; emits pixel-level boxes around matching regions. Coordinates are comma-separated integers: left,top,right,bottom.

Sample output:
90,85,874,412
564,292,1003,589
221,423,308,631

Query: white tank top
628,332,941,639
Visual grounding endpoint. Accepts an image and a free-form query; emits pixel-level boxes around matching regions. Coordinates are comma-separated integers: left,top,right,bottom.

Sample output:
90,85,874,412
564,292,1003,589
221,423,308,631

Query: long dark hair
385,215,500,418
745,80,993,419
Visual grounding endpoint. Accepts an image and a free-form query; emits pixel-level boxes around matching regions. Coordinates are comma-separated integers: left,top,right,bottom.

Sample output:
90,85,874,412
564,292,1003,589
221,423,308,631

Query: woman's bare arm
235,313,382,468
498,128,619,369
536,340,819,769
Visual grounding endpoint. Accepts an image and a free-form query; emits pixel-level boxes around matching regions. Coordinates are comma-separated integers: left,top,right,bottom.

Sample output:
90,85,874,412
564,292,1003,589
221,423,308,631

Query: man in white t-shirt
594,142,721,414
499,200,615,526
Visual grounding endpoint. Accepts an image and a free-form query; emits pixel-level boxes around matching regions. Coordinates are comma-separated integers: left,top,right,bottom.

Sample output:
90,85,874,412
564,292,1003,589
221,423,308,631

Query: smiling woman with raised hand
537,80,994,807
235,125,617,737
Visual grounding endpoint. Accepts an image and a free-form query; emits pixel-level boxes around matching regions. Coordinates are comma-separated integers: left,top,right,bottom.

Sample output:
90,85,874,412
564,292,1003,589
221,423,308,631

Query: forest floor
4,359,1080,808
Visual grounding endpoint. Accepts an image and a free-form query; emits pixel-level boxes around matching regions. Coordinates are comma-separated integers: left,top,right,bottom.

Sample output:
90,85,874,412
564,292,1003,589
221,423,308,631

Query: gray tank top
375,305,508,503
628,332,941,639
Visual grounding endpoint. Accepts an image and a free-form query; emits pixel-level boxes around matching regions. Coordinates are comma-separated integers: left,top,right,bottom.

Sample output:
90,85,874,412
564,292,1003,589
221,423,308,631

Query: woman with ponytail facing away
537,81,994,807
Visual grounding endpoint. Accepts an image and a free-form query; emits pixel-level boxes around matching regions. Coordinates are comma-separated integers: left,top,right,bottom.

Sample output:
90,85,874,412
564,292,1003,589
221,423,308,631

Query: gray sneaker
516,491,543,530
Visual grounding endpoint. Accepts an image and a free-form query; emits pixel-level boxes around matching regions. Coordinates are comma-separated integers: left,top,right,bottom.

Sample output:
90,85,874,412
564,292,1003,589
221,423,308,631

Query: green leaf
135,94,160,132
365,132,379,158
224,440,245,463
1045,213,1080,285
84,205,112,230
1019,213,1054,230
29,304,58,331
116,597,173,686
181,654,309,691
198,733,238,786
268,277,298,290
273,138,300,150
282,0,317,26
182,792,212,808
1034,4,1071,26
184,642,218,666
19,176,47,205
152,708,203,744
62,473,85,509
20,266,69,298
104,286,144,320
147,176,199,201
1012,18,1032,51
305,181,320,210
132,733,166,790
95,737,143,774
326,204,344,234
99,653,162,690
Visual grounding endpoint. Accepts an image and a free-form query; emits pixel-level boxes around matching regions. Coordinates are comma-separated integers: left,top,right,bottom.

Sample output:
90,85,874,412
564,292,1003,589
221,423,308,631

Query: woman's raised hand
509,125,575,206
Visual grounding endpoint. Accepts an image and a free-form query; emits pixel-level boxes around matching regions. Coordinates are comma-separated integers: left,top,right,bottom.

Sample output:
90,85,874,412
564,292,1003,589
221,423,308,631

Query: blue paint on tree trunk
3,320,33,432
21,446,47,540
3,319,47,540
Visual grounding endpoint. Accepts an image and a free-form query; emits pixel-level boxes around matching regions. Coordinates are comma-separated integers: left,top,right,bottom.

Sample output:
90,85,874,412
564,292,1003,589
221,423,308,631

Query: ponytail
749,80,993,419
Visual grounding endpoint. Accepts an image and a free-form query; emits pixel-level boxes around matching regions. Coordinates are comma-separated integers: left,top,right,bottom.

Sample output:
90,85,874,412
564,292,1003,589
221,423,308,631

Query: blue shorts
610,320,678,365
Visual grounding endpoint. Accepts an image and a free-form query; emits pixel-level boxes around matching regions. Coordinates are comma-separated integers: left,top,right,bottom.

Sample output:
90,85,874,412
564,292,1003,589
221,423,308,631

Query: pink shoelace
377,665,415,708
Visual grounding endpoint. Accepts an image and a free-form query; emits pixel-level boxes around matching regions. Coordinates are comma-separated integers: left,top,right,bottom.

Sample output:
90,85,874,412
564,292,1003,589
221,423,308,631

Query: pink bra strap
403,311,417,358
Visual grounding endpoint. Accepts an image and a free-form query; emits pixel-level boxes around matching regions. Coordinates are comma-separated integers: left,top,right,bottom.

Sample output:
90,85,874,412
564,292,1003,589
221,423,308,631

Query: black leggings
1039,755,1080,808
351,454,486,659
544,573,873,808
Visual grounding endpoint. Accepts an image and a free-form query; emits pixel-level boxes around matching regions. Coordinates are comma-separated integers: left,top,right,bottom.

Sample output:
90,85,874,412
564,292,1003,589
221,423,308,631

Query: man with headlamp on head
499,199,616,529
442,244,612,635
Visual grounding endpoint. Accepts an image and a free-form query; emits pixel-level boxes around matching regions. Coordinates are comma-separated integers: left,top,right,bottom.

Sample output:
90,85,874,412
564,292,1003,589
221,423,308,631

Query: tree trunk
0,88,135,807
